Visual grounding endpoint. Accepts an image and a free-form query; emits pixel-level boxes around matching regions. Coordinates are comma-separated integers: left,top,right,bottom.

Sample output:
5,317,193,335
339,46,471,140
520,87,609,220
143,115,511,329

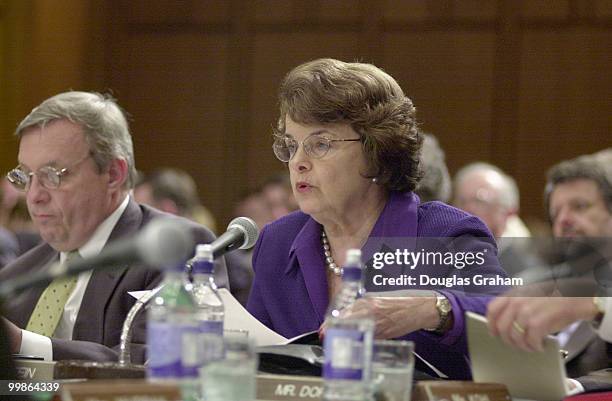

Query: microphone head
227,216,259,250
137,218,195,267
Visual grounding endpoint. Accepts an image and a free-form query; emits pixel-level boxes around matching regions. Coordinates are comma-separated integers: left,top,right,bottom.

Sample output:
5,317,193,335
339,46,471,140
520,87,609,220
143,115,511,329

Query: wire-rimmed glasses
272,135,360,162
6,153,92,192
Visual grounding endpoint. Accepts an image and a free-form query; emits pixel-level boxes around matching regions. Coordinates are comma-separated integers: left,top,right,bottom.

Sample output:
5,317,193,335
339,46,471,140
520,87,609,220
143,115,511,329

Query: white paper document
130,288,289,346
218,288,289,346
129,287,451,376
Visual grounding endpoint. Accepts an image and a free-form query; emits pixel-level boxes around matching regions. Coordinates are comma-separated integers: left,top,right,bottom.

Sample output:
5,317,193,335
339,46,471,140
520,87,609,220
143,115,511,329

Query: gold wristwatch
425,294,452,333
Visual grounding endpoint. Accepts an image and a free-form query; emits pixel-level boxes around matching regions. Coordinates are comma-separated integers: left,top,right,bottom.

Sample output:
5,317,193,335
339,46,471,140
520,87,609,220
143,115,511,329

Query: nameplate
413,381,510,401
58,379,181,401
257,374,323,401
14,359,56,380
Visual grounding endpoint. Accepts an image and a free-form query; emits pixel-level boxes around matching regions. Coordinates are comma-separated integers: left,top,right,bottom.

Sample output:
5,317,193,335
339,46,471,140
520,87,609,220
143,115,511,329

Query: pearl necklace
321,230,342,276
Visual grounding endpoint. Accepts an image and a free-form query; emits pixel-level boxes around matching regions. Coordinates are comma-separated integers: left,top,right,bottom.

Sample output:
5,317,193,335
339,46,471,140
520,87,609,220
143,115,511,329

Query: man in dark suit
0,91,227,364
487,151,612,387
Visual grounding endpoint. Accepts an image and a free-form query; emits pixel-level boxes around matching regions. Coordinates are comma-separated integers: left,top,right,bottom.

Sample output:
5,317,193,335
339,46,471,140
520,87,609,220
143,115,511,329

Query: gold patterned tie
26,251,80,337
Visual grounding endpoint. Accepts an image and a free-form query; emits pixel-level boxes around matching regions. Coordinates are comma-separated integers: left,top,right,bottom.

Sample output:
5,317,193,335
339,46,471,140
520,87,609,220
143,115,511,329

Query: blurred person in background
259,172,298,221
234,172,298,231
453,162,534,277
414,132,451,203
0,227,18,269
1,177,41,257
134,167,217,233
134,167,259,304
453,162,526,238
488,151,612,383
230,172,298,304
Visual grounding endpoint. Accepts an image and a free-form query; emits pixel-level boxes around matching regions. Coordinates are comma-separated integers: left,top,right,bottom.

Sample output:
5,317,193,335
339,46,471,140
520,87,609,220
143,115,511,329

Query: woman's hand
320,296,440,339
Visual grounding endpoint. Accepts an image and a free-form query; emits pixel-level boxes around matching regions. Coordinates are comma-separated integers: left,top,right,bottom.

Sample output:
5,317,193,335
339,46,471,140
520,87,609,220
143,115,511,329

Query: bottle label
181,324,201,377
200,320,224,335
323,328,365,380
147,322,182,378
199,320,224,364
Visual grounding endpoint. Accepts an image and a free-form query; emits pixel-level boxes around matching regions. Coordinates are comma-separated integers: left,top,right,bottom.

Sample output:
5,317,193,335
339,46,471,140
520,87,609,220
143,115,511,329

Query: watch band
424,294,452,333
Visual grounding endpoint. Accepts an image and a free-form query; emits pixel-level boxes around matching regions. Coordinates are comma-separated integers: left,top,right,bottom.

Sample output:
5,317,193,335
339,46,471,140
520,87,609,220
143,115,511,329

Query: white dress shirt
20,195,130,361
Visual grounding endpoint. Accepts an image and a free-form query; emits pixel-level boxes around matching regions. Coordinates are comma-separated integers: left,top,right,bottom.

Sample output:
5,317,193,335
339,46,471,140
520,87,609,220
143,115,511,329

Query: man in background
135,167,255,305
453,162,533,276
134,167,217,233
488,150,612,381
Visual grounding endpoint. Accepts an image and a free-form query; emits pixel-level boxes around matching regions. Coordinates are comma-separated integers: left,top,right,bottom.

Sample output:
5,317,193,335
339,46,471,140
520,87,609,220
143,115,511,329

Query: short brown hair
276,58,422,193
545,154,612,220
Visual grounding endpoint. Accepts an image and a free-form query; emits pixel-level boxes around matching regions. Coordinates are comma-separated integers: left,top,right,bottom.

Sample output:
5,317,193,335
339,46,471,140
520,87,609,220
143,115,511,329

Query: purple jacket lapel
290,218,329,322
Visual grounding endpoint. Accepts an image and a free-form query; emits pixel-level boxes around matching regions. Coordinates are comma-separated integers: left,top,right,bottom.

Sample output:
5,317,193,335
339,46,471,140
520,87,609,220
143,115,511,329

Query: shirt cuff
567,378,585,395
19,330,53,361
594,297,612,342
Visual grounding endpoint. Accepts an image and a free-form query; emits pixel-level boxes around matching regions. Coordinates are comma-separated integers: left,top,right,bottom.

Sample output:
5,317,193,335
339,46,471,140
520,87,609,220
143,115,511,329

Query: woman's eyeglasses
272,135,360,162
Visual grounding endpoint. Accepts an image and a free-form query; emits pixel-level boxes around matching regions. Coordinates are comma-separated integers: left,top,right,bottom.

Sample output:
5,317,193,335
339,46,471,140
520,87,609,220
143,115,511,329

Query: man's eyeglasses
6,153,92,192
272,135,361,162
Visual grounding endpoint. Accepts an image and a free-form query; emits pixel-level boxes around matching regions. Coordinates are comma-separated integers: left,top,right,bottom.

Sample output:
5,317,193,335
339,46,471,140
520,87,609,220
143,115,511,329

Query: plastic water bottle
189,244,224,365
146,261,198,387
323,249,374,401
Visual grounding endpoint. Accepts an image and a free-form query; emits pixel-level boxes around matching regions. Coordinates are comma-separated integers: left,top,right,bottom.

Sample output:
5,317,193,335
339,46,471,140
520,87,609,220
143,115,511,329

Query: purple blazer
247,192,507,379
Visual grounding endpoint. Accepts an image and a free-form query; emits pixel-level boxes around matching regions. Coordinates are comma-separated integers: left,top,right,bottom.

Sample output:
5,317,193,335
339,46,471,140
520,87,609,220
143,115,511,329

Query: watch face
439,298,452,314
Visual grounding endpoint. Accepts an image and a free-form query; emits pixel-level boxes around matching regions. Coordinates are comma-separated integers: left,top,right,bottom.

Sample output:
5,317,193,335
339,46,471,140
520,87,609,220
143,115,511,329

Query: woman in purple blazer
247,58,508,379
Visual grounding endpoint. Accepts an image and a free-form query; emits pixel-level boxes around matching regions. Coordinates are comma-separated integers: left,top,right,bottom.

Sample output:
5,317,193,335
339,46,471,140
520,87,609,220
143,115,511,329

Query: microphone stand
55,285,165,380
118,285,164,365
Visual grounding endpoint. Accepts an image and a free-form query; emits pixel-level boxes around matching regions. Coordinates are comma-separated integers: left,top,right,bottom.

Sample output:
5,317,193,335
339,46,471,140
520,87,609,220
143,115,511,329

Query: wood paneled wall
1,0,611,229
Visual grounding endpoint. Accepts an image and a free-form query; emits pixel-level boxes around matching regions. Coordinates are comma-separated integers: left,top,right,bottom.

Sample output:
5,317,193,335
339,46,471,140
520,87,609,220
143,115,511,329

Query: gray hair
454,162,520,211
415,133,451,202
545,152,612,218
15,91,137,189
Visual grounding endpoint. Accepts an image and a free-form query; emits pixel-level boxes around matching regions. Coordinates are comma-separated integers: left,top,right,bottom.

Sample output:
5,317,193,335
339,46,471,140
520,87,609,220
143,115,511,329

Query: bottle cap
196,244,213,260
342,248,362,281
345,249,362,267
193,244,214,274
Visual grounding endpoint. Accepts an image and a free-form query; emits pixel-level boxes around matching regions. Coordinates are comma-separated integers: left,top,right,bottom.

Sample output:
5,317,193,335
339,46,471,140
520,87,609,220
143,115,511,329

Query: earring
372,177,378,183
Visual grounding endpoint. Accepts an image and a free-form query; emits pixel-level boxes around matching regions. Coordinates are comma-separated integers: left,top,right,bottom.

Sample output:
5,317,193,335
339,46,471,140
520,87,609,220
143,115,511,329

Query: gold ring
512,321,525,334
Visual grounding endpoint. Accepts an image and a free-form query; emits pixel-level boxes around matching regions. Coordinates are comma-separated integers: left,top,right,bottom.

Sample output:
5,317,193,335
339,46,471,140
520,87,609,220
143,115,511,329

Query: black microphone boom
210,217,259,259
0,218,194,297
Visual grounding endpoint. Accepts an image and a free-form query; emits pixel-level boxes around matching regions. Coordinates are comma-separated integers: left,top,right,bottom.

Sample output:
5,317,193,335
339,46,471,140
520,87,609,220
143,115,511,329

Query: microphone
210,217,259,259
516,237,612,296
0,218,194,297
118,217,257,365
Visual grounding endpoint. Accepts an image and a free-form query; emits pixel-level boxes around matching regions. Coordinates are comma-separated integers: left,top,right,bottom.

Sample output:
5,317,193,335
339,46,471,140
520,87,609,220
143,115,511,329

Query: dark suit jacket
564,321,612,378
0,198,227,363
247,191,508,379
0,227,19,269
